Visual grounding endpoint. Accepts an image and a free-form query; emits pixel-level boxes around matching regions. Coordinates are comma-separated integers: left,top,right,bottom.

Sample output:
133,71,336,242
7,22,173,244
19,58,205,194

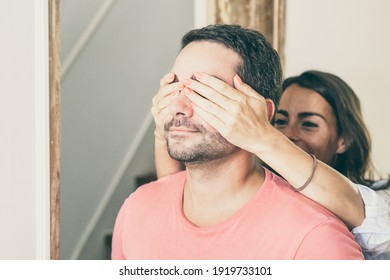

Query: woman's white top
352,182,390,259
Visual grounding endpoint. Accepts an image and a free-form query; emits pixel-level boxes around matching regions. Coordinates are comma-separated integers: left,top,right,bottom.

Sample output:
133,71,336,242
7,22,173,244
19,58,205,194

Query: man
112,24,363,259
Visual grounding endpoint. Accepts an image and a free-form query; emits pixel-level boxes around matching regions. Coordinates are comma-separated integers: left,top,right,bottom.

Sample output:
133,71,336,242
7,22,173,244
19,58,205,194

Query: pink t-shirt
112,169,363,259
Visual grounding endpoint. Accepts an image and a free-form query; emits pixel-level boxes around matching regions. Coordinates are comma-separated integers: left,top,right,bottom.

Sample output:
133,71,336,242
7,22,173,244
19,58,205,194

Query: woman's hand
151,73,185,178
182,72,275,155
151,72,182,139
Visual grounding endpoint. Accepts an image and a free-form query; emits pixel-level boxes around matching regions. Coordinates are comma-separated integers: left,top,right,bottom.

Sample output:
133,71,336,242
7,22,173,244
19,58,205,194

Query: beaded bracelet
292,154,318,192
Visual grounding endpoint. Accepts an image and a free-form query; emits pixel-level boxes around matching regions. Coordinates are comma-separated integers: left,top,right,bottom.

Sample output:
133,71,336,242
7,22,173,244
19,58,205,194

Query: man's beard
164,117,238,164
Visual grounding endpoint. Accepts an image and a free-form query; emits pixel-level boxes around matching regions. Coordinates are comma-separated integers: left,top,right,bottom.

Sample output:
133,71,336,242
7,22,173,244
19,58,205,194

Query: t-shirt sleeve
111,199,128,260
294,219,364,260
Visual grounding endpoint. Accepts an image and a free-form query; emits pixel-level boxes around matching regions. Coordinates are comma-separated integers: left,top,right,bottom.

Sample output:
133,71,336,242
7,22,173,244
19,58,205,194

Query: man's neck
182,152,265,227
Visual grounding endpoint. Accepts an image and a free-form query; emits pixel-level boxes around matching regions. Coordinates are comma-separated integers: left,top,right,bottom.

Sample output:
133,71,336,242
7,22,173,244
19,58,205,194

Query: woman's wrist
154,129,165,141
251,123,283,158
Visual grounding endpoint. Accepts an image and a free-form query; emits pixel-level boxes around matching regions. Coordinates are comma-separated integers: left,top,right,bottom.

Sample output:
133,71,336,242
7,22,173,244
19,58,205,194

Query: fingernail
173,89,180,97
194,72,202,80
168,72,175,81
183,79,192,87
177,83,185,90
183,87,193,95
235,74,243,84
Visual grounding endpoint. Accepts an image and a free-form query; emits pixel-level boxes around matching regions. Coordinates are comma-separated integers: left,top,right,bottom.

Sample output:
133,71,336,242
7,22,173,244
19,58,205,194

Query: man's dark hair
181,24,282,106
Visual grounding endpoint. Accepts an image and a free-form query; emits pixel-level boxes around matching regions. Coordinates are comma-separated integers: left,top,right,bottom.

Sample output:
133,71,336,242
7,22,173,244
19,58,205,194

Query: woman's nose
282,124,299,142
169,91,194,118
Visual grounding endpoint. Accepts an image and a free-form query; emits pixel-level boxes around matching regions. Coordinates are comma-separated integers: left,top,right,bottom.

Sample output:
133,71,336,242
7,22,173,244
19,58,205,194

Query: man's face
165,41,241,164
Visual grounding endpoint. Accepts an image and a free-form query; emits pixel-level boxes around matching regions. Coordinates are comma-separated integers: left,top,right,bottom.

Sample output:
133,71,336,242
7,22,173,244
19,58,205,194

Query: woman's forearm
257,125,365,230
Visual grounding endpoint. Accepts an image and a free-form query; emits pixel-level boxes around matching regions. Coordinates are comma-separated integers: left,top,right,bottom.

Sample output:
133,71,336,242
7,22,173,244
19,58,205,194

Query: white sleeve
351,184,390,258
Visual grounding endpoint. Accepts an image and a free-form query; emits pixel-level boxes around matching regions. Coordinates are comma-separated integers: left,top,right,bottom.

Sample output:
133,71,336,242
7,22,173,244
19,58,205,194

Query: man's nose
169,91,194,118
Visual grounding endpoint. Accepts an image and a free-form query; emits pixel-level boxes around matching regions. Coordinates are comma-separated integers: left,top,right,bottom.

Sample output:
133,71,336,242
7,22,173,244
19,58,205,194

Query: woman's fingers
192,72,264,102
152,82,179,106
153,73,181,105
191,103,226,133
184,73,267,114
160,72,175,87
193,72,240,101
183,87,231,124
183,79,232,111
152,73,182,137
233,75,266,101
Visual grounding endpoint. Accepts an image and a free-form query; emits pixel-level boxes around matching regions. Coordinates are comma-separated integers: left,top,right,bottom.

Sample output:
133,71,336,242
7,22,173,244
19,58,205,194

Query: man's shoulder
264,170,363,259
129,171,186,200
120,171,186,216
265,169,342,222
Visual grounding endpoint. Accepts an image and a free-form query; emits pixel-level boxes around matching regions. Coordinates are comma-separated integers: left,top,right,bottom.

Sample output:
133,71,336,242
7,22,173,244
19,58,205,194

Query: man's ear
336,137,348,154
265,99,275,121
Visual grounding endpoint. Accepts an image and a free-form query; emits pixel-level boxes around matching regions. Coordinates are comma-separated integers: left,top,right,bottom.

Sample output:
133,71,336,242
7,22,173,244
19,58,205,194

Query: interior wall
60,0,194,259
0,0,50,259
284,0,390,176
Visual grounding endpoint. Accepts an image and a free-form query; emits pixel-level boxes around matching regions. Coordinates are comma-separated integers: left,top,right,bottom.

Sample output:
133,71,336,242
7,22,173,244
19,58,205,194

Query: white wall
0,0,50,259
285,0,390,176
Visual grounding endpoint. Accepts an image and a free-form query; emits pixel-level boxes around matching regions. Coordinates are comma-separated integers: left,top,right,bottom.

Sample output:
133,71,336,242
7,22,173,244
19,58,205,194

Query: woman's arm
258,125,365,229
181,72,364,229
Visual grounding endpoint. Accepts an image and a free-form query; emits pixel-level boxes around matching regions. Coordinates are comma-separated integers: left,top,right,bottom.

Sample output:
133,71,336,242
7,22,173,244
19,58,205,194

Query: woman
151,70,390,259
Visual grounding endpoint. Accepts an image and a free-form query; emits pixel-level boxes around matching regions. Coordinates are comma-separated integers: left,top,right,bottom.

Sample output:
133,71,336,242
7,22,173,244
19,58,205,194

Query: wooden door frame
201,0,285,68
49,0,60,260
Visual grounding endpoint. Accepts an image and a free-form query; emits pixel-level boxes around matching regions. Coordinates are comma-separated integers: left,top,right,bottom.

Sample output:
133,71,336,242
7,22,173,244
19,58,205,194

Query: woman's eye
302,121,318,128
274,119,287,127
